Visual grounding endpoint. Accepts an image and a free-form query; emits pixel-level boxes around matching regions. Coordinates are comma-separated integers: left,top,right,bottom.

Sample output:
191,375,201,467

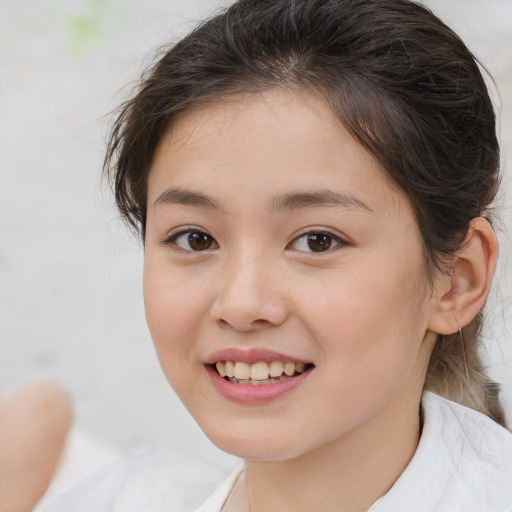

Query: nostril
215,317,273,332
210,284,289,331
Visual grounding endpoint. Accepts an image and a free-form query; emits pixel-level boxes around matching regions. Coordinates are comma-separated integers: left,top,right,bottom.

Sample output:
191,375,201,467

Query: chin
202,422,311,461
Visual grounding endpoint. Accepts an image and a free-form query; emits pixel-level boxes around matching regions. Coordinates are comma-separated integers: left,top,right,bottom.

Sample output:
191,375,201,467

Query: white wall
1,0,511,468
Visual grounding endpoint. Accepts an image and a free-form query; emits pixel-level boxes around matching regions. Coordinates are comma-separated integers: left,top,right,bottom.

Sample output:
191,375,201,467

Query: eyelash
162,228,348,254
288,230,347,253
163,228,218,252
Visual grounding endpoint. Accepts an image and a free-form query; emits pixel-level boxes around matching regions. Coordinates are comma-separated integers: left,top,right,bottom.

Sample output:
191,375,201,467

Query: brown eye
306,233,333,252
171,230,218,251
188,232,214,250
290,232,342,253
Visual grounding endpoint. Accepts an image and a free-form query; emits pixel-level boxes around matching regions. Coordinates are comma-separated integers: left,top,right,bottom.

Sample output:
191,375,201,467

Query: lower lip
205,365,313,404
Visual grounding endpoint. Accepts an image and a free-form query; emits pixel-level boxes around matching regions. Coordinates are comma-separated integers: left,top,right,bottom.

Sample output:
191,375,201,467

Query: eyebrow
154,187,226,212
272,190,374,213
153,187,373,214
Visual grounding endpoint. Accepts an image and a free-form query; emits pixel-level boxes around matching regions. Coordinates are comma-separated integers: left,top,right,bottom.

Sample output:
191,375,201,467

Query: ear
428,217,498,335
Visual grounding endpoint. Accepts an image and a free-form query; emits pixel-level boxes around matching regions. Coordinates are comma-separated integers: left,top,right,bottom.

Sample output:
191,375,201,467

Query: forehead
147,89,406,215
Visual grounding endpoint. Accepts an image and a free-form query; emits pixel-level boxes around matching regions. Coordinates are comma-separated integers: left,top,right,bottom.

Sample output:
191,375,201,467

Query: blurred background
1,0,511,505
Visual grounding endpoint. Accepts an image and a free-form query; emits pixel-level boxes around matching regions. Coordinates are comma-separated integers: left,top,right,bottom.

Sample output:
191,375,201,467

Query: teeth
234,362,251,380
284,362,296,376
216,360,310,382
225,361,235,378
216,361,227,377
228,377,267,385
227,375,301,385
269,361,284,378
251,362,270,381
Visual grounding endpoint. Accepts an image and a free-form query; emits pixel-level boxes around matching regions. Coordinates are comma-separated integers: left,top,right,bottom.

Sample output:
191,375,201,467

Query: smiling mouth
212,360,314,385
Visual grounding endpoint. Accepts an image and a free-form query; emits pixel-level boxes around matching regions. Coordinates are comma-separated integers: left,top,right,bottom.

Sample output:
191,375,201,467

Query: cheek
143,259,209,373
288,268,429,440
299,258,429,384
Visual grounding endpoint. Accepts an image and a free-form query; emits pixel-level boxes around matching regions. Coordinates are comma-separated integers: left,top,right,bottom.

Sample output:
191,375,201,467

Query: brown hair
105,0,505,425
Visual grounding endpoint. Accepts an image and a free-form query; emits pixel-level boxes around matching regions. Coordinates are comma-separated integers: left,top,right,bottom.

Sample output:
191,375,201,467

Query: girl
49,0,512,510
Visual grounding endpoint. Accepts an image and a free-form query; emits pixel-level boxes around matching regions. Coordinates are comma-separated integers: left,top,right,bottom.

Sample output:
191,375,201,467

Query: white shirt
46,392,512,512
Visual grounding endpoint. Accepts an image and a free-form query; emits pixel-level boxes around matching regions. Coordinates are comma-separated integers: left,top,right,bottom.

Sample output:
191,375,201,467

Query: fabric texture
45,392,512,512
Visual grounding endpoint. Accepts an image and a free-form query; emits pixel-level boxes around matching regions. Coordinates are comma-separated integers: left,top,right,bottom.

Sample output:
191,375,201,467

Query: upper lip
204,348,311,365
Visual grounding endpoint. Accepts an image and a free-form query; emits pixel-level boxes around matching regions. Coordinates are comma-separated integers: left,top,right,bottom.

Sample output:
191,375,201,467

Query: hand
0,381,72,512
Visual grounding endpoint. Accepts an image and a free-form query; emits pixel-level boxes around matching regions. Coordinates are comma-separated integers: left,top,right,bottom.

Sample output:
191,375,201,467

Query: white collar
195,392,512,512
194,462,245,512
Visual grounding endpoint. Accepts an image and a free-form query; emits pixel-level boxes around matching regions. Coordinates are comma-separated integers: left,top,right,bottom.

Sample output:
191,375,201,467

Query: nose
210,250,289,332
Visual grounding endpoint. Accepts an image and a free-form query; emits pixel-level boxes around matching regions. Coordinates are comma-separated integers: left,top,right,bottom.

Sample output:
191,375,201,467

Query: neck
245,388,423,512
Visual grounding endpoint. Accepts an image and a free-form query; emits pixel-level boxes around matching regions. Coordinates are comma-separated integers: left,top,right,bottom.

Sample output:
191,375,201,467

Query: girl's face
144,90,440,460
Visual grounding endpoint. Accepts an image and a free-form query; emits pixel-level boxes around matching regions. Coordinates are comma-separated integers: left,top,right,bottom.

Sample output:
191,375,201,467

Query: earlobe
428,217,498,335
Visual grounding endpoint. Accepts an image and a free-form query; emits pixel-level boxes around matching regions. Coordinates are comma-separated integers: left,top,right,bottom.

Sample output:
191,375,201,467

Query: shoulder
379,392,512,512
422,391,512,466
44,450,239,512
425,392,512,510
